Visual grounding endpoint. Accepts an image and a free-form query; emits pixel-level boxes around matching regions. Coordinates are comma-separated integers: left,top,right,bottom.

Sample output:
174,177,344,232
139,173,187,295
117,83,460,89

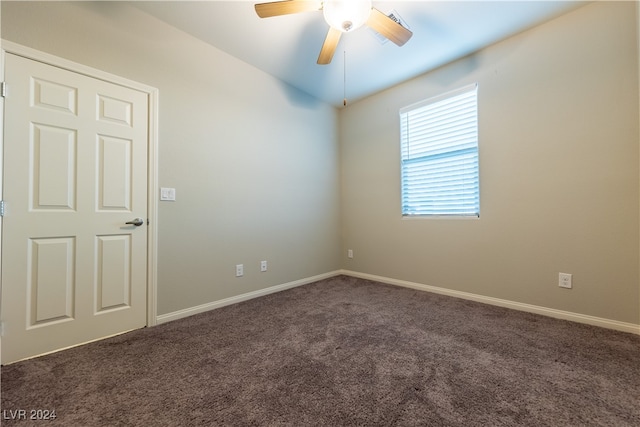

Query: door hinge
0,200,5,217
0,82,5,98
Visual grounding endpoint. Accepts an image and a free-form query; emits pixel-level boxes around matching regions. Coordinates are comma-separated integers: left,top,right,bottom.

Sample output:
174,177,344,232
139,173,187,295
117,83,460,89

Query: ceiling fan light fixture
323,0,372,32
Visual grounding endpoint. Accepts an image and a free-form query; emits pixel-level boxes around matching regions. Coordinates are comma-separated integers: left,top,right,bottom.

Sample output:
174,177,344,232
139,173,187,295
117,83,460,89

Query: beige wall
340,1,640,324
1,1,341,315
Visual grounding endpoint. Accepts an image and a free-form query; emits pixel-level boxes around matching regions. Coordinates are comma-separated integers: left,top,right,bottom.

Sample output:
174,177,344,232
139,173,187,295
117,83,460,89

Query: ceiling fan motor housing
323,0,372,32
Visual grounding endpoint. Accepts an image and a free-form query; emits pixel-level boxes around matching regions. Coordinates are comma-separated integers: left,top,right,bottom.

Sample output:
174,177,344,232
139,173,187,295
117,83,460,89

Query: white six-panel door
1,53,149,363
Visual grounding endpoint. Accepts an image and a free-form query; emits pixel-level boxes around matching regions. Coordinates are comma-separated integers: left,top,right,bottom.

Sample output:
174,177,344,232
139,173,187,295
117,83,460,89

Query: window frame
399,83,480,218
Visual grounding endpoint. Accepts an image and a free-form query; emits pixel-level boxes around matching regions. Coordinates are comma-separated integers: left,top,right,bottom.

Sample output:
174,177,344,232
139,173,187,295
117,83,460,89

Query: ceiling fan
254,0,413,65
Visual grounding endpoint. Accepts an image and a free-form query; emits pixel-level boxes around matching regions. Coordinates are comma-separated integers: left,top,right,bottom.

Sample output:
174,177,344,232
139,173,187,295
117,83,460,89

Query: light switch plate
160,187,176,201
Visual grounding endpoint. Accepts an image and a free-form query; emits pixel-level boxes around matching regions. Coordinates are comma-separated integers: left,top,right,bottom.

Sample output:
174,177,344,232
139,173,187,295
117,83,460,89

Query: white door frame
0,40,159,334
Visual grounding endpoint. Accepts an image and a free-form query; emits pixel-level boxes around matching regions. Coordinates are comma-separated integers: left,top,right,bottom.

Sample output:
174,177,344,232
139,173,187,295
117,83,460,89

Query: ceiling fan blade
255,0,322,18
317,27,342,65
366,8,413,46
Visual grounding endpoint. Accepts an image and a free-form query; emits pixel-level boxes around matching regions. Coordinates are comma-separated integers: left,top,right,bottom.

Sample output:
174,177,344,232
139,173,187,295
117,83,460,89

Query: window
400,84,479,217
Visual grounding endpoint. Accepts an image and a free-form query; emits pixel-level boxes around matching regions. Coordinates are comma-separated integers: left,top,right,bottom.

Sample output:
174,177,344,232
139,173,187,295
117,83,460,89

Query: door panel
31,124,77,210
33,78,77,115
98,95,133,126
97,135,132,211
96,234,131,312
2,53,149,363
28,237,75,326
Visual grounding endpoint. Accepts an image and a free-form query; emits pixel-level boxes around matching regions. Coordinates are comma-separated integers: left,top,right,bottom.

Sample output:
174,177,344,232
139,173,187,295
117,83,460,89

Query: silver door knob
125,218,144,226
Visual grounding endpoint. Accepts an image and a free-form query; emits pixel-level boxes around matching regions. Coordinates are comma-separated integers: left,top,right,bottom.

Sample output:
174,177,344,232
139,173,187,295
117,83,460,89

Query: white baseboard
156,269,640,335
340,270,640,335
156,270,342,325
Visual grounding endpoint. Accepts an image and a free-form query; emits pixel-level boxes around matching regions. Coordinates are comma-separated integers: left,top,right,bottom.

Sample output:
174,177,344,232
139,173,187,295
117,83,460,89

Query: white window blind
400,84,479,217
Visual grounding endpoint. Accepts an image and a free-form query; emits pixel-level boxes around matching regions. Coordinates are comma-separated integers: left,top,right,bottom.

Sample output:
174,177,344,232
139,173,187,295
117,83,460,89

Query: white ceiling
132,0,587,107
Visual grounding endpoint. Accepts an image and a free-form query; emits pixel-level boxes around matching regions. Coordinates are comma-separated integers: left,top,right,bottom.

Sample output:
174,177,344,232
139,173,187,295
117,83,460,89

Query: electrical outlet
559,273,572,289
347,249,353,259
236,264,243,277
260,260,267,272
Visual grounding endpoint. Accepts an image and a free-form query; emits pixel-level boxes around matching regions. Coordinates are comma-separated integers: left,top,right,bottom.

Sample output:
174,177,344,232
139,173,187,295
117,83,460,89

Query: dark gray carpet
2,275,639,426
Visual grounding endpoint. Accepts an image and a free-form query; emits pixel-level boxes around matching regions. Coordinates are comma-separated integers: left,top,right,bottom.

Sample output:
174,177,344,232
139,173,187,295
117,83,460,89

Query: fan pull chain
343,50,347,107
